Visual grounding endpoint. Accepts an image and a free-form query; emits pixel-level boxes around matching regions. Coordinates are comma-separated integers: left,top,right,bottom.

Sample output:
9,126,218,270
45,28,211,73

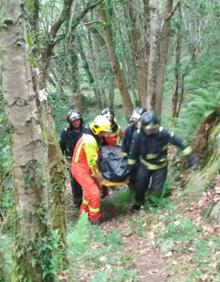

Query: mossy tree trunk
0,1,54,280
29,0,71,245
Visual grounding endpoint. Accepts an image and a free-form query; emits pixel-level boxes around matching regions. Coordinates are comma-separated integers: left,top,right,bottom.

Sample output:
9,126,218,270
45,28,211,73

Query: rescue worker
128,110,198,211
121,107,147,157
121,107,147,189
59,110,86,208
71,115,112,225
101,107,123,146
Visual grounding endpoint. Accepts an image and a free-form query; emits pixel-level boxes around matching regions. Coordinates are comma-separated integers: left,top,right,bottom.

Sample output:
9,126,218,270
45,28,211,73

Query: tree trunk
0,1,53,280
145,4,160,111
172,4,182,118
155,0,173,117
128,0,149,104
31,4,68,245
98,7,133,121
89,26,107,109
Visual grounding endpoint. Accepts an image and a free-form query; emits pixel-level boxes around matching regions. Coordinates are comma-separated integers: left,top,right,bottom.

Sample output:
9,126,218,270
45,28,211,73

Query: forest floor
66,173,220,282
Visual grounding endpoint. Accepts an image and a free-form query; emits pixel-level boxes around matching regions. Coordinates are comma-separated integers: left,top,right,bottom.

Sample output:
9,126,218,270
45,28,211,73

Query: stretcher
99,177,129,188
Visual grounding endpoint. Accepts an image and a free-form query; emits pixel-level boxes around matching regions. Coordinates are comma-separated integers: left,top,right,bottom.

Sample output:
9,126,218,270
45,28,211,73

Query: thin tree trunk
31,1,68,244
155,0,173,117
128,1,149,104
142,0,150,106
172,4,182,118
145,5,160,111
76,34,95,85
98,8,133,121
89,27,107,109
0,1,52,280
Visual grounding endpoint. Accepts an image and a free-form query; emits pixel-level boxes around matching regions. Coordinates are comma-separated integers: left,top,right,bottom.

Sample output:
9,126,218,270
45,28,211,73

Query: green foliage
14,228,64,282
67,213,135,281
187,237,220,281
157,214,199,245
0,235,13,281
48,91,70,135
35,229,64,280
0,96,15,234
67,212,90,256
173,47,220,141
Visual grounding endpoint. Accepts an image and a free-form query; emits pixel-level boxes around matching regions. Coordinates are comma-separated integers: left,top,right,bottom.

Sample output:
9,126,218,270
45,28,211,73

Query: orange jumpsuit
71,133,101,222
103,126,124,146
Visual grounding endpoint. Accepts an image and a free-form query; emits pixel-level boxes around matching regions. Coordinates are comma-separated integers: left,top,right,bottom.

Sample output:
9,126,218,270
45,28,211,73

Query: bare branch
41,0,74,65
71,0,104,30
162,0,180,26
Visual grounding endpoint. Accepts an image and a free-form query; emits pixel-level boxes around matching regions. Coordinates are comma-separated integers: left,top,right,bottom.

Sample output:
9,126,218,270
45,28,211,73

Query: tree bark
154,0,173,117
128,0,149,104
145,4,160,111
98,7,133,121
0,1,53,280
172,4,182,118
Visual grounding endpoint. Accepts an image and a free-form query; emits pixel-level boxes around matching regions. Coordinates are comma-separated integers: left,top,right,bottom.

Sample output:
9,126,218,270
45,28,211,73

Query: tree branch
41,0,104,73
41,0,74,65
163,0,180,24
71,0,104,30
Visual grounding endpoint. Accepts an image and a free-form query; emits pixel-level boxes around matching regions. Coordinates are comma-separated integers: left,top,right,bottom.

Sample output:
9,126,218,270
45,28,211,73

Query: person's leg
132,163,150,210
72,165,101,223
148,167,167,204
70,171,82,208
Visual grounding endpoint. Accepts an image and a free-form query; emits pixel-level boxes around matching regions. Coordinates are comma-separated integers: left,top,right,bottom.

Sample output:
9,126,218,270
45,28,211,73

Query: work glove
187,153,198,169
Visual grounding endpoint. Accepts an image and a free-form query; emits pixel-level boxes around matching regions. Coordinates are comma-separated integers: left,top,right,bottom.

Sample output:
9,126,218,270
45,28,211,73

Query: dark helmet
130,107,147,123
67,109,82,123
101,107,114,121
141,111,159,134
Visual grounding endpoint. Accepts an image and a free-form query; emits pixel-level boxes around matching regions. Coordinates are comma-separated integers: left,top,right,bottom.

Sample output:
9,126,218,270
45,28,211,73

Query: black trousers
69,171,82,206
134,162,167,205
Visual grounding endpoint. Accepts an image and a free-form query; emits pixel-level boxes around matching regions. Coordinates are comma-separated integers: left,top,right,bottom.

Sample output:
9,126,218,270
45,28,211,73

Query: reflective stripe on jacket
72,133,99,175
128,127,190,170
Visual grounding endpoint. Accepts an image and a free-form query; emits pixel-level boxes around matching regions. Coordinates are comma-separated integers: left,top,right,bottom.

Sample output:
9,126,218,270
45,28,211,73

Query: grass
67,212,135,282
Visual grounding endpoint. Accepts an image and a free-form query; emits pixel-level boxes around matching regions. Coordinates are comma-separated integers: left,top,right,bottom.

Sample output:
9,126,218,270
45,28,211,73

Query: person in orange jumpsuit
101,107,123,146
71,115,112,225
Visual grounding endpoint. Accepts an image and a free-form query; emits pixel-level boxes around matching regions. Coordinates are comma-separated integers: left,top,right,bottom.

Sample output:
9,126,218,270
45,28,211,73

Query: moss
14,233,59,282
22,160,45,191
184,121,220,200
45,129,67,264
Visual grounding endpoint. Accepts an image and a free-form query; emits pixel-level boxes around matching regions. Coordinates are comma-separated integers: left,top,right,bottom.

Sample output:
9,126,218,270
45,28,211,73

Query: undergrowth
67,213,135,282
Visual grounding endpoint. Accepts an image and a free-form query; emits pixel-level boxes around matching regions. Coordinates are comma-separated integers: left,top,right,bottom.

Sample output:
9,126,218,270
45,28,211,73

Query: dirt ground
66,174,220,282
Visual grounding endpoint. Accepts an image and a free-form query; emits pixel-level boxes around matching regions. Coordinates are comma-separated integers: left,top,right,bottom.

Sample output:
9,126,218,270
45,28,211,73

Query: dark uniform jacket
121,124,137,156
59,126,86,160
128,127,190,170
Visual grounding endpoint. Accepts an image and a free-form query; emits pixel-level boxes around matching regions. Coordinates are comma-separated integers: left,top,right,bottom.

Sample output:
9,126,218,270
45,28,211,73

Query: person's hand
127,164,136,174
187,153,198,169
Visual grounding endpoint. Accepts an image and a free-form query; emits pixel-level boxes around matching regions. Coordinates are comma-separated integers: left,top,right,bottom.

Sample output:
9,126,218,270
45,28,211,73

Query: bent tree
0,1,56,281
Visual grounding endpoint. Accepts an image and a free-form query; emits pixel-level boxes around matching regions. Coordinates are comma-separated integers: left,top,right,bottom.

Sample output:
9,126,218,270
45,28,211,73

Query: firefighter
121,107,147,157
121,107,147,189
71,115,112,225
101,107,123,146
59,110,86,208
128,111,198,211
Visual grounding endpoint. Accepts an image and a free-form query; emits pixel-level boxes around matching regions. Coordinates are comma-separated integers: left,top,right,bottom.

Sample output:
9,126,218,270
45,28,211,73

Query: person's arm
166,128,191,152
121,127,130,156
166,128,198,167
59,130,66,156
127,130,140,168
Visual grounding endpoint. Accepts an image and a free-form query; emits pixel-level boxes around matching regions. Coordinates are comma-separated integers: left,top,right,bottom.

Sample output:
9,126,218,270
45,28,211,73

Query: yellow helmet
90,115,112,135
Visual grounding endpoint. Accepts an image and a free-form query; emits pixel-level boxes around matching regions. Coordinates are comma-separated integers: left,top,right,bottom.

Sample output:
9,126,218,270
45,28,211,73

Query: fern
176,88,220,142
